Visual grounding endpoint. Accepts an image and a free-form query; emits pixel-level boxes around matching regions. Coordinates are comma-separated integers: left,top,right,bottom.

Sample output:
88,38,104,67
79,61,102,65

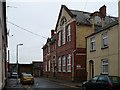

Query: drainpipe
72,49,76,81
118,0,120,76
118,22,120,77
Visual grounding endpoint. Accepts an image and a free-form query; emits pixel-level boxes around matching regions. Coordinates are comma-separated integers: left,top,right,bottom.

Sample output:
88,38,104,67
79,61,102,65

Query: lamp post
16,43,23,84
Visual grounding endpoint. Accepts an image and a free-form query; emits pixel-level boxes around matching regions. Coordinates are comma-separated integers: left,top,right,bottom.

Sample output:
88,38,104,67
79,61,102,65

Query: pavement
5,78,24,89
44,77,82,88
5,77,82,89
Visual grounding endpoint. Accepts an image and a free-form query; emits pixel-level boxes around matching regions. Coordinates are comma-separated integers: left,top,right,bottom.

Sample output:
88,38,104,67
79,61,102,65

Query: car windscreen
109,76,120,83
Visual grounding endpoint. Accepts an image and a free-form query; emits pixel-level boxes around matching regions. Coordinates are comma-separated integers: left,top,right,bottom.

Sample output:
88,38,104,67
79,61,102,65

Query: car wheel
21,81,23,84
31,81,34,85
82,85,87,90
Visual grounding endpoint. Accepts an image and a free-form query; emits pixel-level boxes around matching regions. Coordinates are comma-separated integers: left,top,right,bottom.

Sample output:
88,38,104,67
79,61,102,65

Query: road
5,78,81,90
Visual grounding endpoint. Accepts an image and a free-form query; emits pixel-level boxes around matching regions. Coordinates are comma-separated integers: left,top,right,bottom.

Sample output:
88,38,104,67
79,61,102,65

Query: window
62,26,66,45
58,31,61,47
67,25,71,42
109,76,120,83
48,60,50,71
53,56,56,72
98,76,109,83
53,56,56,66
91,76,99,83
58,57,61,72
90,36,96,51
102,59,108,74
48,44,50,53
62,56,66,72
62,25,66,45
45,61,47,72
67,54,71,72
60,17,66,45
102,32,108,48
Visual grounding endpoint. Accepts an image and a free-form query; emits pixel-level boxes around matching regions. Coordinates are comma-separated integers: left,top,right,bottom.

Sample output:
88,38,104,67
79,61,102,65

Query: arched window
60,17,67,45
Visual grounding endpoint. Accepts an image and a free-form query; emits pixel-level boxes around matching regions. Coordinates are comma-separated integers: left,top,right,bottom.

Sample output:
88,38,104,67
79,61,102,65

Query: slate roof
42,35,56,49
43,5,118,48
70,8,118,33
70,9,118,27
86,20,119,38
70,10,91,25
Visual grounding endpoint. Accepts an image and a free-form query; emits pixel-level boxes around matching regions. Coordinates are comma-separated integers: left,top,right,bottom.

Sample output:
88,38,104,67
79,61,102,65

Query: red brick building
42,5,95,82
42,5,116,82
42,30,57,78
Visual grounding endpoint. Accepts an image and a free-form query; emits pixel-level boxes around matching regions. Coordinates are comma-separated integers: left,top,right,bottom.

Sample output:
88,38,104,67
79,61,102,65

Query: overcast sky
6,0,118,64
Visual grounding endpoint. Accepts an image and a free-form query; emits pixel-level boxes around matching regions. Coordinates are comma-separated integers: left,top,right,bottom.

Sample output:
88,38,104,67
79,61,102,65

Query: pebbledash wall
86,2,120,80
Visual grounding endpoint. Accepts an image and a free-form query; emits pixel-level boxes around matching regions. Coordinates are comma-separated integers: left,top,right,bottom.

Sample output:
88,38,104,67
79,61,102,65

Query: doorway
89,60,94,79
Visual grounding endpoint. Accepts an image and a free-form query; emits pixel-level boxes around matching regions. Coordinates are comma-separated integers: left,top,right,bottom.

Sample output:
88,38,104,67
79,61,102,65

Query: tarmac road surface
5,78,81,90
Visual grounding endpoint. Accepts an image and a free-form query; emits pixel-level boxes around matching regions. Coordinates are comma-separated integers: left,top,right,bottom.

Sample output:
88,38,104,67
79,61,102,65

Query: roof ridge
70,9,91,14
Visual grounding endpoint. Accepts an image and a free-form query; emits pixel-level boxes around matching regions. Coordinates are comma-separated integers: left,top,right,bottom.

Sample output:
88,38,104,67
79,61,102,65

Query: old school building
42,5,110,82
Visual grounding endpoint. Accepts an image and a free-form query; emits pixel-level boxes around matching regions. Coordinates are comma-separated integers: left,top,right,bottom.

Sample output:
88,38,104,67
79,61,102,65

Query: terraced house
0,1,7,89
42,5,117,82
86,2,119,80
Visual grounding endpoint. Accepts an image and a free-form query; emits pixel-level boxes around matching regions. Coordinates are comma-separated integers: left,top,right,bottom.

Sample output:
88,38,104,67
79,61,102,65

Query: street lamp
16,43,23,84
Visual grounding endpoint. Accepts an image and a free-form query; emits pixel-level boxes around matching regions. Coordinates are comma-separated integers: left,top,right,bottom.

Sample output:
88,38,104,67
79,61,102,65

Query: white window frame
67,25,71,42
67,54,71,72
102,32,108,48
58,57,61,72
45,61,47,72
58,31,61,47
90,36,96,51
102,59,108,74
53,56,56,72
48,60,50,71
62,23,66,45
62,56,66,72
48,43,50,53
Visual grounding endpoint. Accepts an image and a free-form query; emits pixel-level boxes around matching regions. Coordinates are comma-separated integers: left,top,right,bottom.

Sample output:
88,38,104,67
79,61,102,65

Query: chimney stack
99,5,106,18
51,29,54,37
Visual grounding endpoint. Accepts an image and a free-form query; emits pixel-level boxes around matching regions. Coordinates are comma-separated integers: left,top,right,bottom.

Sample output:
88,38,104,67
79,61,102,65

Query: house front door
89,60,94,79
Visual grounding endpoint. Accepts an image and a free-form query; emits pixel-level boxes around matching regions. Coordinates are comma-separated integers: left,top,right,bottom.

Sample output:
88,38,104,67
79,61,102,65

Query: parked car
20,73,34,85
11,72,18,78
82,75,120,90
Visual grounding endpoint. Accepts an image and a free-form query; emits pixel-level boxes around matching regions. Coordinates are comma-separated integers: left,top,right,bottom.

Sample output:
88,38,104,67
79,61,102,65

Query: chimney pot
51,29,54,37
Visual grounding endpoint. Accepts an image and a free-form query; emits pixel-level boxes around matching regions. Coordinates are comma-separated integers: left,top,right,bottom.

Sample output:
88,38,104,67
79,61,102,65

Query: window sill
90,50,96,52
67,71,71,73
101,72,108,75
101,46,108,49
62,72,66,73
